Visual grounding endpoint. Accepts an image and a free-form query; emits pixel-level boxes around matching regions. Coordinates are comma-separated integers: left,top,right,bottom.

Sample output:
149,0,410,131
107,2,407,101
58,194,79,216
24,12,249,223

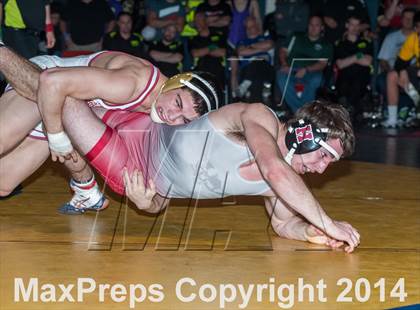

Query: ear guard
160,72,219,112
284,119,340,165
151,72,219,123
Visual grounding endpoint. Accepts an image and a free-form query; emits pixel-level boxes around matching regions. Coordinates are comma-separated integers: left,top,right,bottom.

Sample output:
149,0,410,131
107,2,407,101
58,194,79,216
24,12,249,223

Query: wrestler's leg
0,138,49,196
0,91,42,155
62,97,130,195
59,152,109,214
62,98,107,154
0,45,41,101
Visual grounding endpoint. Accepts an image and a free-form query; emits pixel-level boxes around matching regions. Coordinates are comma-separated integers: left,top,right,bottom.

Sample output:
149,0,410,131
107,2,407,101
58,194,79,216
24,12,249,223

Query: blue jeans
276,70,322,112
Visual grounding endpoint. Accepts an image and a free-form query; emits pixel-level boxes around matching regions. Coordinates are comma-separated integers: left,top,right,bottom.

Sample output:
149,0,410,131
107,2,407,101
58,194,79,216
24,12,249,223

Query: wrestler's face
291,138,343,175
155,89,199,125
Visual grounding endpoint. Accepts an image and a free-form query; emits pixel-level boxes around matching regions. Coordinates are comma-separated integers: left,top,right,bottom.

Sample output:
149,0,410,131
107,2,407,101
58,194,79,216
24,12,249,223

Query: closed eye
176,94,183,109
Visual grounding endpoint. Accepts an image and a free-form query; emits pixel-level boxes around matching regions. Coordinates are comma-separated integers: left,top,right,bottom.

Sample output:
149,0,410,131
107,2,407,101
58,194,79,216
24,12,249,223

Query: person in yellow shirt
383,10,419,128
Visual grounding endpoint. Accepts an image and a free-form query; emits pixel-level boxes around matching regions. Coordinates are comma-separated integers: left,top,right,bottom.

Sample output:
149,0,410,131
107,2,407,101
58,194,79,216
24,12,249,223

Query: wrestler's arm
123,169,169,214
0,46,42,101
211,103,359,252
264,196,306,241
37,63,145,135
239,104,332,226
239,104,359,252
264,196,344,248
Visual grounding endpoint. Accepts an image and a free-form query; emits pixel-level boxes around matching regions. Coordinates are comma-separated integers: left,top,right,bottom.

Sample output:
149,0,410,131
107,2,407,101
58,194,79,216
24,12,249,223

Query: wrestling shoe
58,178,109,215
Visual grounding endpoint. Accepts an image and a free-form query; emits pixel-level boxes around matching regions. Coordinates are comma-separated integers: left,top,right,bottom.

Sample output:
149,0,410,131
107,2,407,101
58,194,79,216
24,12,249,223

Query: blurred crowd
0,0,419,127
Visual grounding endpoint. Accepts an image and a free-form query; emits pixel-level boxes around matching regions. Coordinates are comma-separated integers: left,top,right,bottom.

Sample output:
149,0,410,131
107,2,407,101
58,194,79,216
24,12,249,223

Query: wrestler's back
89,51,154,71
151,115,270,199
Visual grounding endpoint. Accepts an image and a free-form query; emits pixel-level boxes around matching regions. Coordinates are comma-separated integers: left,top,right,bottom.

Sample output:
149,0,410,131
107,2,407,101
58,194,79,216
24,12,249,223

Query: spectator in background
143,0,185,41
377,0,418,43
0,0,55,58
47,3,64,56
102,12,147,58
275,0,309,44
190,14,227,87
149,24,184,77
195,0,232,35
61,0,115,52
378,0,419,30
383,10,420,128
107,0,123,17
335,16,373,121
277,16,332,113
377,8,415,123
181,0,204,38
322,0,370,44
180,0,204,70
228,0,262,48
307,0,327,17
230,16,274,103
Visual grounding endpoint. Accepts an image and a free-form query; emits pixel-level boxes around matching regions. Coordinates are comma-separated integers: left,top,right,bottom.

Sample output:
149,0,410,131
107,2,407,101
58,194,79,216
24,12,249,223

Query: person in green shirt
276,16,333,112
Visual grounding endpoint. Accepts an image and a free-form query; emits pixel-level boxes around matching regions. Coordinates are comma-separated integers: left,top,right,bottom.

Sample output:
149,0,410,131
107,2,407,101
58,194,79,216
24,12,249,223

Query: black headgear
284,119,340,164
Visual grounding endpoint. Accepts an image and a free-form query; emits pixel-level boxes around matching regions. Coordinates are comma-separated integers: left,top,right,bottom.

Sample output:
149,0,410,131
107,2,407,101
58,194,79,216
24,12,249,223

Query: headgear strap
161,72,219,112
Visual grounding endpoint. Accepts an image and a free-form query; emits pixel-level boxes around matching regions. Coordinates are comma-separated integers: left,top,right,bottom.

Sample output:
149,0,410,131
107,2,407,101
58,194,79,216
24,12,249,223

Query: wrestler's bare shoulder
209,102,258,128
90,52,151,71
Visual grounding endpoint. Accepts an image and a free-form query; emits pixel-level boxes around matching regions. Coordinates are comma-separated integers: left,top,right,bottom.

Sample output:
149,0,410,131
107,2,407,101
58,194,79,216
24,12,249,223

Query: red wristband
45,23,53,33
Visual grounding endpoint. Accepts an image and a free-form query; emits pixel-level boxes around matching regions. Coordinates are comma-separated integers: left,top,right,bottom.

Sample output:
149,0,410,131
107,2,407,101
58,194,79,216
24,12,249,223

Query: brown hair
183,71,222,115
288,100,355,158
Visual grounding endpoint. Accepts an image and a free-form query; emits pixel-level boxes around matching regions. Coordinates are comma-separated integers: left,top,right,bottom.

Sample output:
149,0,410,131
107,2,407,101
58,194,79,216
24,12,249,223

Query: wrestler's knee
39,68,63,93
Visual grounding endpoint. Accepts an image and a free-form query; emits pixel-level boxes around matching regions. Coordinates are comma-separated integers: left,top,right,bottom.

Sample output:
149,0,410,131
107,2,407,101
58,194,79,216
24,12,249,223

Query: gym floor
0,127,419,310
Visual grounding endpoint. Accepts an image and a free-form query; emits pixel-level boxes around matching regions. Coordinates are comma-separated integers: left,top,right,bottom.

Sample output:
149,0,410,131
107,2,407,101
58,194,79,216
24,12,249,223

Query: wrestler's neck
133,79,167,113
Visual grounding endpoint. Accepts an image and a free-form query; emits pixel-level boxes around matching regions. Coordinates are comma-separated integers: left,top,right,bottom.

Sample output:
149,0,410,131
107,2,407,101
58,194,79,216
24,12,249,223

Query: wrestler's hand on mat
123,168,156,210
305,224,344,249
324,220,360,253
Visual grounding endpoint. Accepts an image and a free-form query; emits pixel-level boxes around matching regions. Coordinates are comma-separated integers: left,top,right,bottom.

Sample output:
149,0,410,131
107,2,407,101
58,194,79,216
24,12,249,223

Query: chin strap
150,100,165,123
284,147,296,165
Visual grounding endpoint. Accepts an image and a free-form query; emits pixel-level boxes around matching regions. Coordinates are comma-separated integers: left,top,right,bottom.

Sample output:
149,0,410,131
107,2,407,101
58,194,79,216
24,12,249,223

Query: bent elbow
262,162,285,184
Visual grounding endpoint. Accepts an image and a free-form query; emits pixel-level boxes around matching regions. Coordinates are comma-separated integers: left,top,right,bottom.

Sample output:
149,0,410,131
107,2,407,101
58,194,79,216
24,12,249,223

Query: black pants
3,27,39,59
195,57,225,89
336,70,370,117
240,61,275,102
